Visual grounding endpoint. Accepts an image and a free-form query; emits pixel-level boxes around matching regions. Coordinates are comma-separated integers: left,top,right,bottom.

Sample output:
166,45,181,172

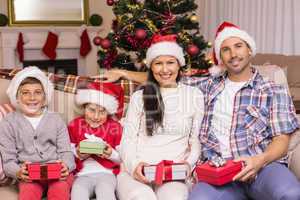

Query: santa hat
76,82,124,119
213,21,256,65
146,34,185,67
6,66,53,108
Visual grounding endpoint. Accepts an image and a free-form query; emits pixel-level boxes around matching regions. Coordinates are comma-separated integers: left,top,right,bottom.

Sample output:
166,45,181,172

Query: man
187,21,300,200
100,22,300,200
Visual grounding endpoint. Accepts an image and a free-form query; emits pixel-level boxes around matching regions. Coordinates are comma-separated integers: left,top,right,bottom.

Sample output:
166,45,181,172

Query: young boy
0,66,75,200
68,82,124,200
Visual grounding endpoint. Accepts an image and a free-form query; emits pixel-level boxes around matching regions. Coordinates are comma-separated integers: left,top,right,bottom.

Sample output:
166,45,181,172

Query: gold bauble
190,15,198,23
207,42,212,48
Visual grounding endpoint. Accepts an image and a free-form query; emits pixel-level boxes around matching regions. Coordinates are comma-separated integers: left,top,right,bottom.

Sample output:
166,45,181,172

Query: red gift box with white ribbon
142,160,187,185
195,160,243,186
27,163,62,180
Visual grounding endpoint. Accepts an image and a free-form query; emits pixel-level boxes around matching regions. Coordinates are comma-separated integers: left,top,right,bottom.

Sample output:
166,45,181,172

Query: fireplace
0,26,101,76
24,59,78,75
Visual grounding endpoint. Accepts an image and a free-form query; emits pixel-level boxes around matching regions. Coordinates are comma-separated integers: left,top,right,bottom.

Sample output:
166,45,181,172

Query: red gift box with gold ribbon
142,160,187,185
27,163,62,180
195,160,243,186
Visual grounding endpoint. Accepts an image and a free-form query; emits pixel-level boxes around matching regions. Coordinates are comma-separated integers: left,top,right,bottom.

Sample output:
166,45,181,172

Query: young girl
117,34,204,200
68,82,124,200
0,66,75,200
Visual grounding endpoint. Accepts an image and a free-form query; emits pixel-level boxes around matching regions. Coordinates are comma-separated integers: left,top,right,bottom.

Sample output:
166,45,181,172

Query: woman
117,34,204,200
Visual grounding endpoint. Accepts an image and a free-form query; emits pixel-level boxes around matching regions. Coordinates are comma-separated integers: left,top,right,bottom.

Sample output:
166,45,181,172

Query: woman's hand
76,146,90,160
93,69,125,82
133,162,150,184
16,161,31,182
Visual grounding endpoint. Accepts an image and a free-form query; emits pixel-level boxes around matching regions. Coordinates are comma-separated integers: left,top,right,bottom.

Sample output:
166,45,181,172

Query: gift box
79,141,106,154
27,163,61,180
195,160,243,186
143,160,187,185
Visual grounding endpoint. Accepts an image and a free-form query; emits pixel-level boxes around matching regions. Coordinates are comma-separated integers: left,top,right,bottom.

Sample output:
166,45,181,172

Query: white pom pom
209,65,224,76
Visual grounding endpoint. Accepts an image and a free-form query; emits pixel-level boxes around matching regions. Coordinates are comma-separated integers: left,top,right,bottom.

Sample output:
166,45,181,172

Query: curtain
196,0,300,55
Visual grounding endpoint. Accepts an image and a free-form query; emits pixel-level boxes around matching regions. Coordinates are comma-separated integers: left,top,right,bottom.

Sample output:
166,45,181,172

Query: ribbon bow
84,133,106,144
155,160,174,185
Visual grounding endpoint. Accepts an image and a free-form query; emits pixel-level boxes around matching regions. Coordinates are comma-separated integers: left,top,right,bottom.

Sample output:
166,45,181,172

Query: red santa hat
6,66,53,108
146,34,185,67
76,82,124,119
213,21,256,65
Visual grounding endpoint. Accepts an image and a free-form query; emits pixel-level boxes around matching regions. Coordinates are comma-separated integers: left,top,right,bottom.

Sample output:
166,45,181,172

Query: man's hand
133,162,150,184
57,160,69,180
16,161,31,182
233,154,266,182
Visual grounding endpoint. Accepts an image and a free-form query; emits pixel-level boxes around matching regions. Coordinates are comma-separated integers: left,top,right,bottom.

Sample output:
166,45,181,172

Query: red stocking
42,31,58,60
80,29,92,57
16,32,24,62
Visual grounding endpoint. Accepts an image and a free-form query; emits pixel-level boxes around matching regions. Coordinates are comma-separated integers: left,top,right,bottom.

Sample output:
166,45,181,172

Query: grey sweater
0,110,75,179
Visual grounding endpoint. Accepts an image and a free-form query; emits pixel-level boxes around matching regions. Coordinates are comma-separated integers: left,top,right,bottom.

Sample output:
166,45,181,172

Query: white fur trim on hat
214,27,256,64
6,66,54,108
76,89,118,114
146,41,185,67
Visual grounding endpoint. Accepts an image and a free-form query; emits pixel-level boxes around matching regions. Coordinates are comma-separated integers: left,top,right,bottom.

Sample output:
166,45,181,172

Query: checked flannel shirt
182,67,299,162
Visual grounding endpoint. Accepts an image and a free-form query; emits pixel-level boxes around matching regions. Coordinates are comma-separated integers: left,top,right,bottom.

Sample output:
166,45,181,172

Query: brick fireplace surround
0,26,101,76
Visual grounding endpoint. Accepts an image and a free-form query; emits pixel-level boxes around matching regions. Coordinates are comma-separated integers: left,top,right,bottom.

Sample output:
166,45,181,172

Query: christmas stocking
42,31,58,60
16,32,24,62
80,29,92,57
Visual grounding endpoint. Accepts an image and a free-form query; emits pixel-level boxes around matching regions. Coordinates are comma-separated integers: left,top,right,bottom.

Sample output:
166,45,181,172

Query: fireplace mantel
0,26,102,76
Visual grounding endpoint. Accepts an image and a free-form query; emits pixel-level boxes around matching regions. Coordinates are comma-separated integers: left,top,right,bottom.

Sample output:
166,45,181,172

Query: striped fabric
0,68,139,104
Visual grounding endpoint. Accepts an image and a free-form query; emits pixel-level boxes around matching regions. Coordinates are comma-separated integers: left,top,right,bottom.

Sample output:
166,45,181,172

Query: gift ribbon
40,165,48,180
155,160,173,185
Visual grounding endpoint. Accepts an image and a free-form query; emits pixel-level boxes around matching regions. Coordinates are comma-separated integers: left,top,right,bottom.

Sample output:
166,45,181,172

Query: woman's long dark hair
142,67,182,136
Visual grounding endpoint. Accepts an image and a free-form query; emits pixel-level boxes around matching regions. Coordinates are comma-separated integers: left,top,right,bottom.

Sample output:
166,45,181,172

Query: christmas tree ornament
0,13,8,26
100,38,112,49
190,14,198,23
135,29,147,40
187,44,199,56
93,36,102,46
106,0,114,6
89,14,103,26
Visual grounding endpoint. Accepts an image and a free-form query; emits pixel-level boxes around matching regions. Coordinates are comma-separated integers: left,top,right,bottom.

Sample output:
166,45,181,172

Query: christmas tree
95,0,212,73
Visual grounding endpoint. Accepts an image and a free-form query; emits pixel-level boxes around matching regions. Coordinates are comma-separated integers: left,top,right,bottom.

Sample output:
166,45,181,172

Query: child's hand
57,160,69,180
16,161,31,182
76,146,90,160
98,144,112,159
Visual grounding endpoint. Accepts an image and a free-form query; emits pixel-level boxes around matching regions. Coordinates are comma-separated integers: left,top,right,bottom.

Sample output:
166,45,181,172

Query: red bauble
135,29,147,40
93,36,102,46
107,0,114,6
100,38,112,49
187,44,199,56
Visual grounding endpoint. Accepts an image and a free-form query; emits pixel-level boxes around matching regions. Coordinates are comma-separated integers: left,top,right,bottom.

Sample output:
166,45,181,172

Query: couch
0,62,299,199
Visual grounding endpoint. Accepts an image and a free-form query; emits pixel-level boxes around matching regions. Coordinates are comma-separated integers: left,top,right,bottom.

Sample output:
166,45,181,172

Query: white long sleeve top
120,83,204,175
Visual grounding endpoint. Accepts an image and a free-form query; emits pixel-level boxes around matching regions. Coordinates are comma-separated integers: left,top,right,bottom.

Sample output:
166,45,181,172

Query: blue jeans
189,162,300,200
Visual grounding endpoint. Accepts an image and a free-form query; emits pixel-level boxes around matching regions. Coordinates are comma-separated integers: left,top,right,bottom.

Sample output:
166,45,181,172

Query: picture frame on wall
8,0,89,26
